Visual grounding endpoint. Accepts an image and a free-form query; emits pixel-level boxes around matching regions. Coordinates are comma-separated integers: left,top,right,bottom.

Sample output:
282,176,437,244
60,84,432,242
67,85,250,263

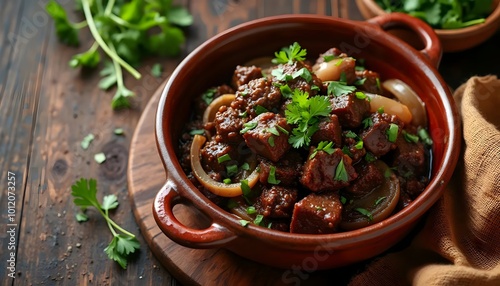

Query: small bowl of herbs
356,0,500,52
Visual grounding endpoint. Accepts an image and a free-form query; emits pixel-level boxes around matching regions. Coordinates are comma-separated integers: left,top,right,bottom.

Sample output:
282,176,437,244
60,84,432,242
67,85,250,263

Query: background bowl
356,0,500,52
153,13,461,269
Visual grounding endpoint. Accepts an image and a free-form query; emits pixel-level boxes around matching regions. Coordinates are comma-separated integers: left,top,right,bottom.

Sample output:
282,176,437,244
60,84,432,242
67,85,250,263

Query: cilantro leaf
46,0,80,46
69,46,100,68
327,81,356,97
272,42,307,64
167,6,194,26
334,158,349,182
112,86,135,109
151,63,163,77
71,178,140,269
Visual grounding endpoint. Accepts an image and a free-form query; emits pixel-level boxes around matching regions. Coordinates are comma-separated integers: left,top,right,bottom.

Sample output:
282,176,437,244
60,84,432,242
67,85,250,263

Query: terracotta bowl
153,13,461,270
356,0,500,52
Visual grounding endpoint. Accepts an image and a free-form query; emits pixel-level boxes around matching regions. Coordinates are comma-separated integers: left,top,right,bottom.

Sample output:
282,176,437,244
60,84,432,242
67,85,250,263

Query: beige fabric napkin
349,75,500,286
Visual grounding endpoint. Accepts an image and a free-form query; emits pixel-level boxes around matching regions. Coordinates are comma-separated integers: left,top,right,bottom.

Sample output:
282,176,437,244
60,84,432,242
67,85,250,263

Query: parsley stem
70,20,88,30
99,207,135,238
108,43,125,89
104,0,116,16
81,0,141,79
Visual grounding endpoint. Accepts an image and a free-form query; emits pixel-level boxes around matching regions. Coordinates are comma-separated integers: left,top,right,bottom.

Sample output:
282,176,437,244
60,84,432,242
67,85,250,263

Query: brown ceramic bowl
356,0,500,52
153,13,461,269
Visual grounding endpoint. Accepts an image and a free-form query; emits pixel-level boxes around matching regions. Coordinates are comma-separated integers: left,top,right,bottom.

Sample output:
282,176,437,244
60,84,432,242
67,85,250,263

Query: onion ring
382,79,427,127
202,94,236,124
365,92,412,124
190,135,259,197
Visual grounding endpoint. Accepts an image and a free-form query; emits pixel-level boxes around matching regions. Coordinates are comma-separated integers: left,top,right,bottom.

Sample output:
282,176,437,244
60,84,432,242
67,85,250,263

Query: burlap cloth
350,75,500,286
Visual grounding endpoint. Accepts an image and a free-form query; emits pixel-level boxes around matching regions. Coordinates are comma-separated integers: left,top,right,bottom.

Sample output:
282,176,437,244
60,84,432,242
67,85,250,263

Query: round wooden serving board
127,83,373,286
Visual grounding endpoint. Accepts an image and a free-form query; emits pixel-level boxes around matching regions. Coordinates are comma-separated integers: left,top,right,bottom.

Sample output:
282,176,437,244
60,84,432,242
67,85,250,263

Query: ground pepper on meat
178,43,432,234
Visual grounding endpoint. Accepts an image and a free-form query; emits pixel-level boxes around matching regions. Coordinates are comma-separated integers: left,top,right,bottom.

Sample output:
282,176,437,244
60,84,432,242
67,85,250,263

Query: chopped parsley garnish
201,88,217,105
240,179,253,204
246,206,257,214
345,130,358,139
387,123,399,143
375,196,386,206
240,162,250,171
254,214,264,226
267,126,280,136
311,85,321,91
272,42,307,64
342,146,353,156
355,207,373,221
189,129,205,135
309,141,335,159
334,158,349,182
239,111,248,118
292,67,313,82
255,105,269,115
285,90,331,148
335,58,344,67
223,178,232,184
365,152,377,163
377,106,385,114
327,81,356,97
239,220,250,227
267,166,281,185
418,128,433,146
323,54,335,62
268,136,275,147
276,125,289,135
340,195,347,204
362,117,374,129
271,68,293,81
354,78,367,86
217,154,232,163
226,164,238,177
279,84,294,98
81,133,95,150
240,121,258,134
355,91,367,100
354,140,364,150
403,130,420,143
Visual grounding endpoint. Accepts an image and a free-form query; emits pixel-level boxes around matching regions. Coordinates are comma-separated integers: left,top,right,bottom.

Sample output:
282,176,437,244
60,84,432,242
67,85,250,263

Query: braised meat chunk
258,152,303,186
331,92,371,128
290,192,343,234
300,148,357,192
214,105,244,144
242,112,291,162
255,186,299,219
361,112,404,157
232,65,263,90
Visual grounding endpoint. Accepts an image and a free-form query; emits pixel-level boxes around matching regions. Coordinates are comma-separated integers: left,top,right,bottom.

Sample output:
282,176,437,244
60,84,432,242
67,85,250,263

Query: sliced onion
202,94,236,124
365,92,412,124
312,57,354,82
382,79,427,127
190,135,259,197
340,160,400,231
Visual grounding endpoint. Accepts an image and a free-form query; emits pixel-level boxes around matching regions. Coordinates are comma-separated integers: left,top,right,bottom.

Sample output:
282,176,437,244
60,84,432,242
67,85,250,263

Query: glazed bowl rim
155,14,460,249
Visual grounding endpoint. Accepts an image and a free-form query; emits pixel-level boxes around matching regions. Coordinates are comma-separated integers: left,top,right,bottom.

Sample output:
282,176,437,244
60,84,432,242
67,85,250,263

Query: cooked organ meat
179,42,432,233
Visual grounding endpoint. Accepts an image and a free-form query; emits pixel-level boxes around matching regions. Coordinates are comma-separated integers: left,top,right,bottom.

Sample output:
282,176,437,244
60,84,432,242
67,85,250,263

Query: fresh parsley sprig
71,178,140,269
272,42,307,64
46,0,193,109
285,89,331,148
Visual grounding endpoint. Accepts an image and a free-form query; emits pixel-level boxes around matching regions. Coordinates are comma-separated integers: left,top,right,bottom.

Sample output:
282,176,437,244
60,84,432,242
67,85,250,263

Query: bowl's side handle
368,12,442,68
153,181,236,248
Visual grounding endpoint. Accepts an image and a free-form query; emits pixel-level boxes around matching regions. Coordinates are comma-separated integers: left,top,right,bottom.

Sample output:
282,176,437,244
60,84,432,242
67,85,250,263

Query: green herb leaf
69,48,100,68
81,134,95,150
239,220,250,227
46,0,80,46
255,105,269,115
272,42,307,64
112,86,135,110
418,128,433,146
94,152,107,164
114,128,125,135
76,213,89,222
403,130,419,143
254,214,264,226
334,158,349,182
355,207,373,221
218,154,232,164
310,141,335,159
268,166,281,185
246,206,257,214
240,121,258,134
151,63,162,77
223,178,232,184
201,88,216,105
327,81,356,97
226,164,238,177
387,123,399,143
375,196,386,206
101,194,119,211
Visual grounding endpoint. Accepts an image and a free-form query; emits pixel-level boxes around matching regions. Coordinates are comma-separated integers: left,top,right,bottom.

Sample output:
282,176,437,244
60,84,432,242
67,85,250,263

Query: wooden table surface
1,0,499,285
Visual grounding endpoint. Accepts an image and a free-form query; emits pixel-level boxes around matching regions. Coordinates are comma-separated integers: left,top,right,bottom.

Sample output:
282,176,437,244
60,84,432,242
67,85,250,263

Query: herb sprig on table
376,0,493,29
46,0,193,109
71,178,140,269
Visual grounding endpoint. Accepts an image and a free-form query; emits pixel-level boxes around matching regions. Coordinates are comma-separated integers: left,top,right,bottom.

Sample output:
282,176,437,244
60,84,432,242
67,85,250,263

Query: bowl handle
367,12,442,68
153,181,236,248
